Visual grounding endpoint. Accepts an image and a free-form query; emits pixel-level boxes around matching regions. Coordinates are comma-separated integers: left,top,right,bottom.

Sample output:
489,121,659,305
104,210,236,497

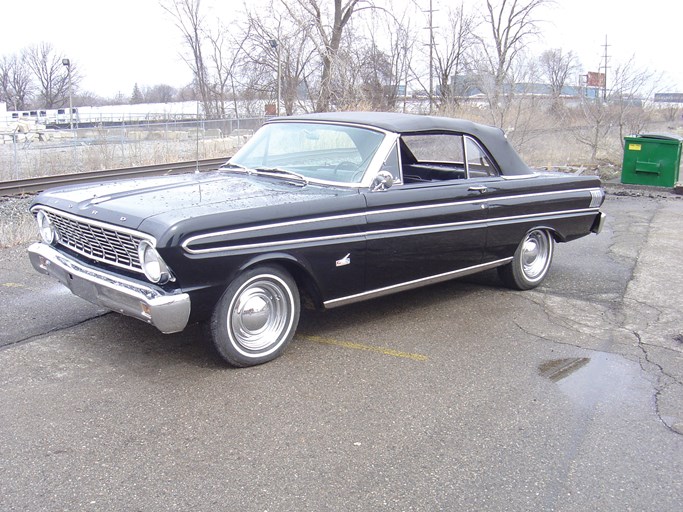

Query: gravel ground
0,195,37,248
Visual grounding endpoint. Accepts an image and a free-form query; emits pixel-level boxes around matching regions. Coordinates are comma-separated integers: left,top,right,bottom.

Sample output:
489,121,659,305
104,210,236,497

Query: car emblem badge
336,253,351,267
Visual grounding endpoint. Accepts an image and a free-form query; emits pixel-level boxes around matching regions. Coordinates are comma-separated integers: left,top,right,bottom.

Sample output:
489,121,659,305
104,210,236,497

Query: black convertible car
28,112,605,366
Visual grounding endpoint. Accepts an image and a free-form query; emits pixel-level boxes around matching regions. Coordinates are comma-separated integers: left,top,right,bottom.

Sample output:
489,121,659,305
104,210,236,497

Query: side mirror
371,170,394,192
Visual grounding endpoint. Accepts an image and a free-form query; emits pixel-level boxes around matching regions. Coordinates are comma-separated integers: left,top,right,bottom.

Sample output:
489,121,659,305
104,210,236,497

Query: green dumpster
622,134,682,187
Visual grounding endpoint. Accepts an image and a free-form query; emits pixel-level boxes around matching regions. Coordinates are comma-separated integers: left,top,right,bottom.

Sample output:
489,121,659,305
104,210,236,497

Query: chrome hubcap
230,279,291,352
521,230,551,281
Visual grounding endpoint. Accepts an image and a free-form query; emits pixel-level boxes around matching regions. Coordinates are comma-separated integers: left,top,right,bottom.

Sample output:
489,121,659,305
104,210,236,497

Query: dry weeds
0,196,36,248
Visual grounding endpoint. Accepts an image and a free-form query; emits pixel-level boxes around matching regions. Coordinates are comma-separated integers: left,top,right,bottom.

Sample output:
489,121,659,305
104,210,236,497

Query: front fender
237,252,325,309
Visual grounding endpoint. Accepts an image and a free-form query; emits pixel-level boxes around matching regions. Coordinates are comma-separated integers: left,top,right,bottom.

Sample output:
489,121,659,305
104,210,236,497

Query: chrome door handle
468,185,487,193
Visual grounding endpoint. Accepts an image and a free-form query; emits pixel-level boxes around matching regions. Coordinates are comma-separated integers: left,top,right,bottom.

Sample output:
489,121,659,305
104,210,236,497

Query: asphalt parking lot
1,193,682,511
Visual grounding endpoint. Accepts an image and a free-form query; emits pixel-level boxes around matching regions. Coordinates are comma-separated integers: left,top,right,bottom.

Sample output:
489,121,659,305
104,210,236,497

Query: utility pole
403,45,409,113
421,0,437,113
62,58,73,131
602,35,610,102
269,39,281,116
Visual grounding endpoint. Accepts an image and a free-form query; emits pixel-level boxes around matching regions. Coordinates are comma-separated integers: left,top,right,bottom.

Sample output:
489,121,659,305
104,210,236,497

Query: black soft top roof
269,112,531,175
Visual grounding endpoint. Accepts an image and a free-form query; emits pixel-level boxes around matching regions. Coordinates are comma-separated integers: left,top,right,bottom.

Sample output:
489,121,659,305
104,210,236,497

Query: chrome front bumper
28,243,191,334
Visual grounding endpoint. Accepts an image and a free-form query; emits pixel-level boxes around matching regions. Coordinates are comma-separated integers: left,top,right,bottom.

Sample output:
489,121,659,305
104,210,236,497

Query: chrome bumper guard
28,243,191,334
591,212,607,234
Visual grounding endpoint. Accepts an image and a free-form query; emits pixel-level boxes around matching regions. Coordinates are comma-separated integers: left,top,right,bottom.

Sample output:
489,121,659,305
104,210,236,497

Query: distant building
450,75,602,101
654,93,683,104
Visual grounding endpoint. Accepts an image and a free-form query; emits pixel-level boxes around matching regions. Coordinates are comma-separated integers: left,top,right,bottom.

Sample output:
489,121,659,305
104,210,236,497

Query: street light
61,58,73,132
269,39,281,116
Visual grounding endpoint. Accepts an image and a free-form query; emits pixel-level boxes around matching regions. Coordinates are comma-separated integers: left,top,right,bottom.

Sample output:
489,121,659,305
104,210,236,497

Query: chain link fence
0,117,266,181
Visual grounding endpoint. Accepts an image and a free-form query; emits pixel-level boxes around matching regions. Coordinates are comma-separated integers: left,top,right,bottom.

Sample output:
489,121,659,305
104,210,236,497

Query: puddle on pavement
539,358,590,382
538,354,646,410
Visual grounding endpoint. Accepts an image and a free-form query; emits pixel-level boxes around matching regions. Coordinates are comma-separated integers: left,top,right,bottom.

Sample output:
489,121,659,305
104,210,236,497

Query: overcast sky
1,0,679,101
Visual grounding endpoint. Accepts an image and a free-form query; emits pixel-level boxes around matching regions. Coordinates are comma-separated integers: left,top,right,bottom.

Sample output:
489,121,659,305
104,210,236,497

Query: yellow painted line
301,335,428,362
2,283,24,288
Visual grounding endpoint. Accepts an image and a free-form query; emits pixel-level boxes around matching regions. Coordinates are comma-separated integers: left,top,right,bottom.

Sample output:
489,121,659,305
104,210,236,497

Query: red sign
586,72,605,88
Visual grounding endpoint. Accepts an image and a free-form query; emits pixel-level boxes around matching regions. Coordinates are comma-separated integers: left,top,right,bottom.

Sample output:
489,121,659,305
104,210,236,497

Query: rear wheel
210,265,300,367
498,229,554,290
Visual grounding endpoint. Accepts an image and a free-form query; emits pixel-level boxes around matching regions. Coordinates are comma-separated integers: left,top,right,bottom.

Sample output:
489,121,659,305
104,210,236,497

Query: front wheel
498,229,554,290
210,265,300,367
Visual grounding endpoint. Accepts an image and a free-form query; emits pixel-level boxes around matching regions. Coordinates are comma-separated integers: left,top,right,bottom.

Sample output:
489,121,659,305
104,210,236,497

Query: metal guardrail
0,157,229,196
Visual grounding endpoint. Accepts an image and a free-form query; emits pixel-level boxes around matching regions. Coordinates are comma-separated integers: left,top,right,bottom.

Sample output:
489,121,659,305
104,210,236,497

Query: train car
2,101,203,127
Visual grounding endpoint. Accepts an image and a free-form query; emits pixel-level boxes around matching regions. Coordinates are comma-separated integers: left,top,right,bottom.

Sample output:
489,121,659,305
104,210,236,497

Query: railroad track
0,157,229,196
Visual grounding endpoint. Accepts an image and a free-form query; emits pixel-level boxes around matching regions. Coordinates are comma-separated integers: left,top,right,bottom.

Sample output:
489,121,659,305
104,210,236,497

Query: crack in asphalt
514,198,683,436
634,330,682,435
512,318,576,348
514,298,683,437
0,312,112,351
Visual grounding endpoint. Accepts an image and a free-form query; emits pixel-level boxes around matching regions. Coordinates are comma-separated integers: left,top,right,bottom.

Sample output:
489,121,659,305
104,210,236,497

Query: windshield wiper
253,167,308,186
220,162,249,172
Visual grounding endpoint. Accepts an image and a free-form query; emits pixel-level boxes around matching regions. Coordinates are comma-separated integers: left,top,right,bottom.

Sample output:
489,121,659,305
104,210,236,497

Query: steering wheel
332,161,358,175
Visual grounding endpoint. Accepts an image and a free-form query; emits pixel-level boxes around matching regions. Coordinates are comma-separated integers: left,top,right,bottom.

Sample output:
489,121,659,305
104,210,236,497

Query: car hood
33,171,356,231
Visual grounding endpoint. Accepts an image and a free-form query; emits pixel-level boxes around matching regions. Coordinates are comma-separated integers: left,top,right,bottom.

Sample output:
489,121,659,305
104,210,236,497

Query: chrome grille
42,209,148,273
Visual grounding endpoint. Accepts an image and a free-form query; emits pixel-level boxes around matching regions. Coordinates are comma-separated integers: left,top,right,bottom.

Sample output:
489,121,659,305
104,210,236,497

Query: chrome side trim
182,187,602,253
184,208,600,254
28,242,190,334
369,208,598,238
483,187,600,204
187,232,365,253
324,257,514,309
500,174,537,180
484,208,598,226
182,211,366,251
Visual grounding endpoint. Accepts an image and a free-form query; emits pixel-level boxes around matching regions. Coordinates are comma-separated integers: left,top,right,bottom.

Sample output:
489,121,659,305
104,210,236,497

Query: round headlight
37,210,57,244
138,240,172,284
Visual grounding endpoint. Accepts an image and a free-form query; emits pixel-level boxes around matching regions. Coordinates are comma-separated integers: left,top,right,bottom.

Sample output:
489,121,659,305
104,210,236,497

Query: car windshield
228,122,386,185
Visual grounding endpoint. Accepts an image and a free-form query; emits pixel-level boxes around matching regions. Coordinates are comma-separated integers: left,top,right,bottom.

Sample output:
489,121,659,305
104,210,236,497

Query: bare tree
162,0,212,115
275,22,319,115
575,57,658,162
482,0,549,86
475,0,550,126
374,8,416,111
282,0,372,112
575,97,611,162
243,3,316,115
0,53,34,110
538,47,578,111
331,13,395,110
658,102,681,124
352,40,394,109
144,84,178,103
205,20,251,117
433,2,477,108
131,83,144,104
326,33,364,109
24,43,79,108
609,58,658,143
539,48,577,97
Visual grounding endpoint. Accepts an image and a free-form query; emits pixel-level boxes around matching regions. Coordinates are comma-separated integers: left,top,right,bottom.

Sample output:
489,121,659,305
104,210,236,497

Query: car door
363,132,494,293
